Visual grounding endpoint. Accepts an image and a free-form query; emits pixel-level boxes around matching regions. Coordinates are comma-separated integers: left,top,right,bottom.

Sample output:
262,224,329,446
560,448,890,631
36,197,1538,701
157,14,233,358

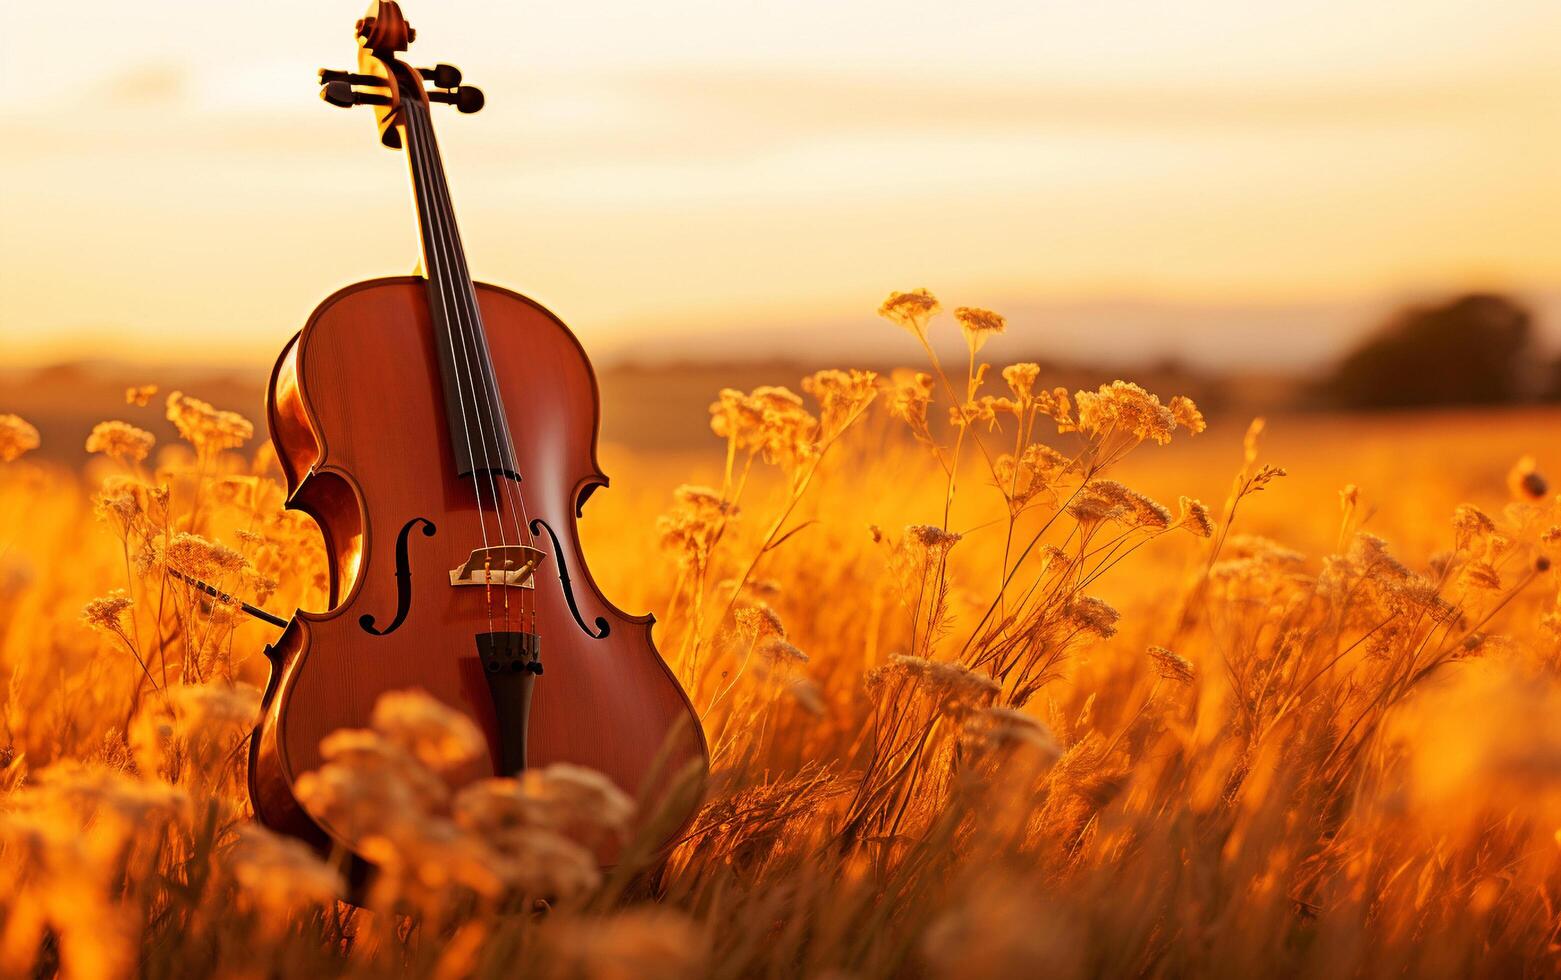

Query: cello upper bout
267,334,317,494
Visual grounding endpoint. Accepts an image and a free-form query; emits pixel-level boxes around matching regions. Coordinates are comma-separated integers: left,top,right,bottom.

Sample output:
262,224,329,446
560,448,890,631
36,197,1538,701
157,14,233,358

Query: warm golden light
4,1,1560,368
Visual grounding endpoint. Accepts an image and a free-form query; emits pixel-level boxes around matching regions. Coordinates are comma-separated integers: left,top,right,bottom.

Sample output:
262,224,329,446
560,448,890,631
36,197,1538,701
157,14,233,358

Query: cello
250,0,708,867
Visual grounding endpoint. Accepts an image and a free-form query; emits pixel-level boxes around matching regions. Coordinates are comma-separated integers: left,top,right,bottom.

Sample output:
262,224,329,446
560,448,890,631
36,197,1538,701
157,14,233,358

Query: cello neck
398,98,519,480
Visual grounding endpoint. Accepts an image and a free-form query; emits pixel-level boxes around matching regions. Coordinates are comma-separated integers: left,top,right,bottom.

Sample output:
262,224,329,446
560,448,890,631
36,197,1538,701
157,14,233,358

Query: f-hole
360,517,437,636
530,518,610,639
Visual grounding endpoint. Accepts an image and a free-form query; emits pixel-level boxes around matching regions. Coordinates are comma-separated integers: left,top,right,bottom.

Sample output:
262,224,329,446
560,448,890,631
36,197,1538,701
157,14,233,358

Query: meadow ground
1,296,1559,977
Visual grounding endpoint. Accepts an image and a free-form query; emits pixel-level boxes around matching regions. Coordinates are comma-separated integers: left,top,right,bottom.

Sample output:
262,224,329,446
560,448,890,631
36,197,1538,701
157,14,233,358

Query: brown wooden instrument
250,1,707,868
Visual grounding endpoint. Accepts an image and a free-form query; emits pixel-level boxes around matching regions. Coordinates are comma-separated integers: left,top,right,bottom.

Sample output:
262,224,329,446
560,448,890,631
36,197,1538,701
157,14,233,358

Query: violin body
251,275,707,860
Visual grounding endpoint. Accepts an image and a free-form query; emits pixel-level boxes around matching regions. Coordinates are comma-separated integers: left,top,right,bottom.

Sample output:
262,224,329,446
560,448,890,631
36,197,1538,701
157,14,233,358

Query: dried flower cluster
0,413,40,462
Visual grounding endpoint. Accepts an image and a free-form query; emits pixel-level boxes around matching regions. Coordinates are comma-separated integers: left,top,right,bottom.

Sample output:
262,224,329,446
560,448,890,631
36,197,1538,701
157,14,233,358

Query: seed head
85,421,155,463
1075,381,1177,446
124,384,159,407
878,288,942,340
164,532,248,578
735,603,787,642
907,523,962,554
1002,362,1040,399
1177,497,1215,538
1147,645,1195,684
0,414,40,462
1168,395,1206,435
954,306,1007,356
165,391,253,453
82,590,133,635
371,689,488,778
1065,595,1120,638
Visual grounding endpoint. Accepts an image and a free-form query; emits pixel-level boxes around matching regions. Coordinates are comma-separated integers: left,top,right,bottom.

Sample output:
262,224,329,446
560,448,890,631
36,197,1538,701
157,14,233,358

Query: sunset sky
3,0,1561,369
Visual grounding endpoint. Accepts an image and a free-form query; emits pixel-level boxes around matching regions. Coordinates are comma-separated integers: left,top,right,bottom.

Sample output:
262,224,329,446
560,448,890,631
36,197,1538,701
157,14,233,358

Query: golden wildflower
1459,560,1502,592
1088,480,1171,530
758,636,809,665
171,681,261,732
888,370,935,432
1147,645,1195,684
165,391,254,452
954,306,1006,356
969,395,1019,428
1002,362,1040,400
129,683,261,783
30,761,188,830
82,590,133,637
963,706,1064,761
1382,575,1459,624
164,531,249,578
225,824,342,925
1039,544,1073,574
735,603,787,642
876,653,1000,710
1177,496,1215,537
92,475,169,538
1067,491,1121,526
124,384,159,406
297,728,448,840
1452,504,1498,551
1226,535,1306,566
710,385,822,469
517,763,636,842
1038,386,1075,431
0,413,40,462
1250,463,1287,491
1025,442,1072,477
1350,531,1410,580
1168,395,1206,434
371,688,488,780
1508,455,1547,501
85,420,155,463
907,523,962,555
878,288,942,341
657,484,737,574
452,765,634,876
1074,381,1177,446
1064,595,1119,638
803,368,879,439
755,386,820,467
709,387,764,446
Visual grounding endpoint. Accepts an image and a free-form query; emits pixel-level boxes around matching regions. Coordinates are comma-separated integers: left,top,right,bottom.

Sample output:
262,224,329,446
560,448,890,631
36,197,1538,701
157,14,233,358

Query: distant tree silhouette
1323,294,1533,409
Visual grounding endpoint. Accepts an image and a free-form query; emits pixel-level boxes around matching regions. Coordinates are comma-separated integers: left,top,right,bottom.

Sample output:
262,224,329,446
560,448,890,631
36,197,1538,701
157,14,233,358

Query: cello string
404,100,501,631
409,101,515,629
409,102,516,628
413,101,533,631
422,115,540,563
416,100,541,631
427,120,539,634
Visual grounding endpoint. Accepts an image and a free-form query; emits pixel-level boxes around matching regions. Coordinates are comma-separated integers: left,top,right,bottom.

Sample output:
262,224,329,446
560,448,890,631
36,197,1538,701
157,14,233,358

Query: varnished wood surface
251,277,708,863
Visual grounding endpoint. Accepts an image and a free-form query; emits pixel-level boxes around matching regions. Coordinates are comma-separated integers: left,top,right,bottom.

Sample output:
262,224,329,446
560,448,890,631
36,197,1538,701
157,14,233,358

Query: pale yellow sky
3,0,1560,368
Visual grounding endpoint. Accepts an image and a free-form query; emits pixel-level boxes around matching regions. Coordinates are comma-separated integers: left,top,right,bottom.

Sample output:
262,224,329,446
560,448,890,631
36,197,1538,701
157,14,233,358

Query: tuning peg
418,64,463,89
321,81,391,109
319,68,389,87
427,85,485,113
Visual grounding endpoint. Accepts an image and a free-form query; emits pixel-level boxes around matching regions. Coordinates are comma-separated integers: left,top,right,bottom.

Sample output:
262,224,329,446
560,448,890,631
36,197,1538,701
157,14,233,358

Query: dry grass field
1,292,1559,978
